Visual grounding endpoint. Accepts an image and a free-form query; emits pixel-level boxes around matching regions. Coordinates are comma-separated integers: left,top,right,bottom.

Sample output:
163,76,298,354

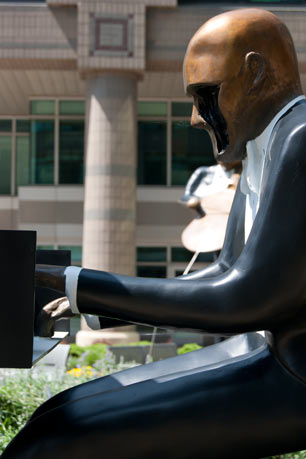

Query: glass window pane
0,120,12,132
30,100,55,115
138,121,167,185
171,247,218,263
171,121,215,186
137,266,167,278
16,120,30,133
58,245,82,265
30,120,54,184
172,102,193,117
138,102,167,117
171,247,193,263
197,251,219,263
59,120,84,184
16,136,30,193
0,136,11,194
59,100,85,116
137,247,167,262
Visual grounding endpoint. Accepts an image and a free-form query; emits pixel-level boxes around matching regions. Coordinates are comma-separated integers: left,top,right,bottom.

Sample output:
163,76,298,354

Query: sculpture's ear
245,52,265,93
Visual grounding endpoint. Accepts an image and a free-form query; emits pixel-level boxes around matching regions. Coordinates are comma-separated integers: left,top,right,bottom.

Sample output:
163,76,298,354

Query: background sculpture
180,164,239,254
3,8,306,459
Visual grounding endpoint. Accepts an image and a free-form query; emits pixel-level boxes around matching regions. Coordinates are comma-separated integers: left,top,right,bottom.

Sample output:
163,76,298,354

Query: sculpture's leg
30,332,263,421
3,342,306,459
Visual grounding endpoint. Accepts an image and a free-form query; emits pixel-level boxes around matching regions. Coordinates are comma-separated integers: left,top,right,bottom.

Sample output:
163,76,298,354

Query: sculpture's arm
178,183,245,280
70,126,306,334
36,127,306,334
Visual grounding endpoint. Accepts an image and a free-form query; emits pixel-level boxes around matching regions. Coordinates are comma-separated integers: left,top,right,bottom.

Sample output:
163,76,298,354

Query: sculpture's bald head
184,8,302,163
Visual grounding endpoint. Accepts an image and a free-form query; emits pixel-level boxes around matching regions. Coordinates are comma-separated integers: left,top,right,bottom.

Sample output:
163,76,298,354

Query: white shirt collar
254,94,306,157
241,95,305,243
241,95,306,197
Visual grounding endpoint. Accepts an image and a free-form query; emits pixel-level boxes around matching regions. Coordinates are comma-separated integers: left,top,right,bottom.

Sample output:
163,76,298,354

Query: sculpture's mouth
197,85,229,155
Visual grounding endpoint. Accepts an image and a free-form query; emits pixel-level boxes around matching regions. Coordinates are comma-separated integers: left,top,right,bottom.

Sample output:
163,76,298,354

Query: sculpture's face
184,51,241,163
183,9,302,164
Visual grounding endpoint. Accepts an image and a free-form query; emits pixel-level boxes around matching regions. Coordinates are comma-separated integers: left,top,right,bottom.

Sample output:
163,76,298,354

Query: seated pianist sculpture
4,8,306,459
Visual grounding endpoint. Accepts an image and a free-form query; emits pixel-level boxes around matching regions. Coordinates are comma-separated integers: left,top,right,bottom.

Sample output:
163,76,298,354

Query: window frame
136,244,217,278
1,98,85,196
137,98,214,187
2,97,213,195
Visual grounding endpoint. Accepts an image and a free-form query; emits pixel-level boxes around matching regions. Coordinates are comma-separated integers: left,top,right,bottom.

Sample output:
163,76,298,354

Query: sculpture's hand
35,264,66,293
34,296,74,337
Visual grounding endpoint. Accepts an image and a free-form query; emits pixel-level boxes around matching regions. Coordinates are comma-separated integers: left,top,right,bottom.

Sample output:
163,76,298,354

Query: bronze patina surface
184,8,302,163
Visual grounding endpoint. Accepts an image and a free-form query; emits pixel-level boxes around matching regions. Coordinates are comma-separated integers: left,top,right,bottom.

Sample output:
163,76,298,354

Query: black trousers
3,334,306,459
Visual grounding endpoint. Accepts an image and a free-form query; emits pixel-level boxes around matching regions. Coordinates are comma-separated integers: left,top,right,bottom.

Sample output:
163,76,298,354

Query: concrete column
82,74,137,275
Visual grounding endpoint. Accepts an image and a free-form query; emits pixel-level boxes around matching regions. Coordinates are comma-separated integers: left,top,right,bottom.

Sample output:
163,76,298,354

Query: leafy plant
67,342,152,370
177,342,202,355
0,356,137,455
67,343,108,370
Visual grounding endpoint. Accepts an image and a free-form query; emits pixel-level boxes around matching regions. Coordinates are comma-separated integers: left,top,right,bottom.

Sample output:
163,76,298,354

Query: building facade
0,0,306,278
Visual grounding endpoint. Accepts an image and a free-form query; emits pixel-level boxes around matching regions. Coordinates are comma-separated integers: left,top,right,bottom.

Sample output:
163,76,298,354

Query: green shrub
66,343,108,370
177,342,202,355
67,342,152,370
0,354,137,455
0,370,92,453
269,453,306,459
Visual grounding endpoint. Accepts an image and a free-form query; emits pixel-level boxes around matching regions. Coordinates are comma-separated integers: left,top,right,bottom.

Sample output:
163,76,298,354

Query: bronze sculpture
4,8,306,458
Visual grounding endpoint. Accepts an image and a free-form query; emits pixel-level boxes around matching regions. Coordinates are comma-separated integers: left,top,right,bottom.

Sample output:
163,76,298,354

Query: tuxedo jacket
75,100,306,376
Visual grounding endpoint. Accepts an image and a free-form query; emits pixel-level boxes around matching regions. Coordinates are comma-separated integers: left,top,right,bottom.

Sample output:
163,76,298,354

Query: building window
171,102,192,118
171,121,214,185
58,245,82,266
4,97,215,195
138,101,167,117
30,120,54,184
137,247,167,262
171,247,218,263
59,120,84,184
59,100,85,116
137,266,167,278
0,120,12,133
16,120,30,133
30,100,55,116
16,136,30,192
136,246,217,278
136,246,167,278
0,136,11,195
137,100,215,186
13,99,86,193
138,121,167,185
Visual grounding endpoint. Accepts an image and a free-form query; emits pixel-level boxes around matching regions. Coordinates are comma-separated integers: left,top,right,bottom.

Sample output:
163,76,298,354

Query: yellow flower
67,367,83,377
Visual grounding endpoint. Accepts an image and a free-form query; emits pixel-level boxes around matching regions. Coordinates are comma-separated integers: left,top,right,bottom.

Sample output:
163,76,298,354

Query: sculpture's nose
186,196,206,218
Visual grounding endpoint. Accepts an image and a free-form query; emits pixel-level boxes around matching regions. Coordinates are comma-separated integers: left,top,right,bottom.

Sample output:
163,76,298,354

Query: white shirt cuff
83,314,101,330
64,266,82,314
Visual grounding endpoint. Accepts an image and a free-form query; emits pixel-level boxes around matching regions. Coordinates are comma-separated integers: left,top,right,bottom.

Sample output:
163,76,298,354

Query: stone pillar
82,74,137,275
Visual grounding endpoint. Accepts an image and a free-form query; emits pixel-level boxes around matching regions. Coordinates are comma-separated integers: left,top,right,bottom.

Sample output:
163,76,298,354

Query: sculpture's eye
196,85,229,153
